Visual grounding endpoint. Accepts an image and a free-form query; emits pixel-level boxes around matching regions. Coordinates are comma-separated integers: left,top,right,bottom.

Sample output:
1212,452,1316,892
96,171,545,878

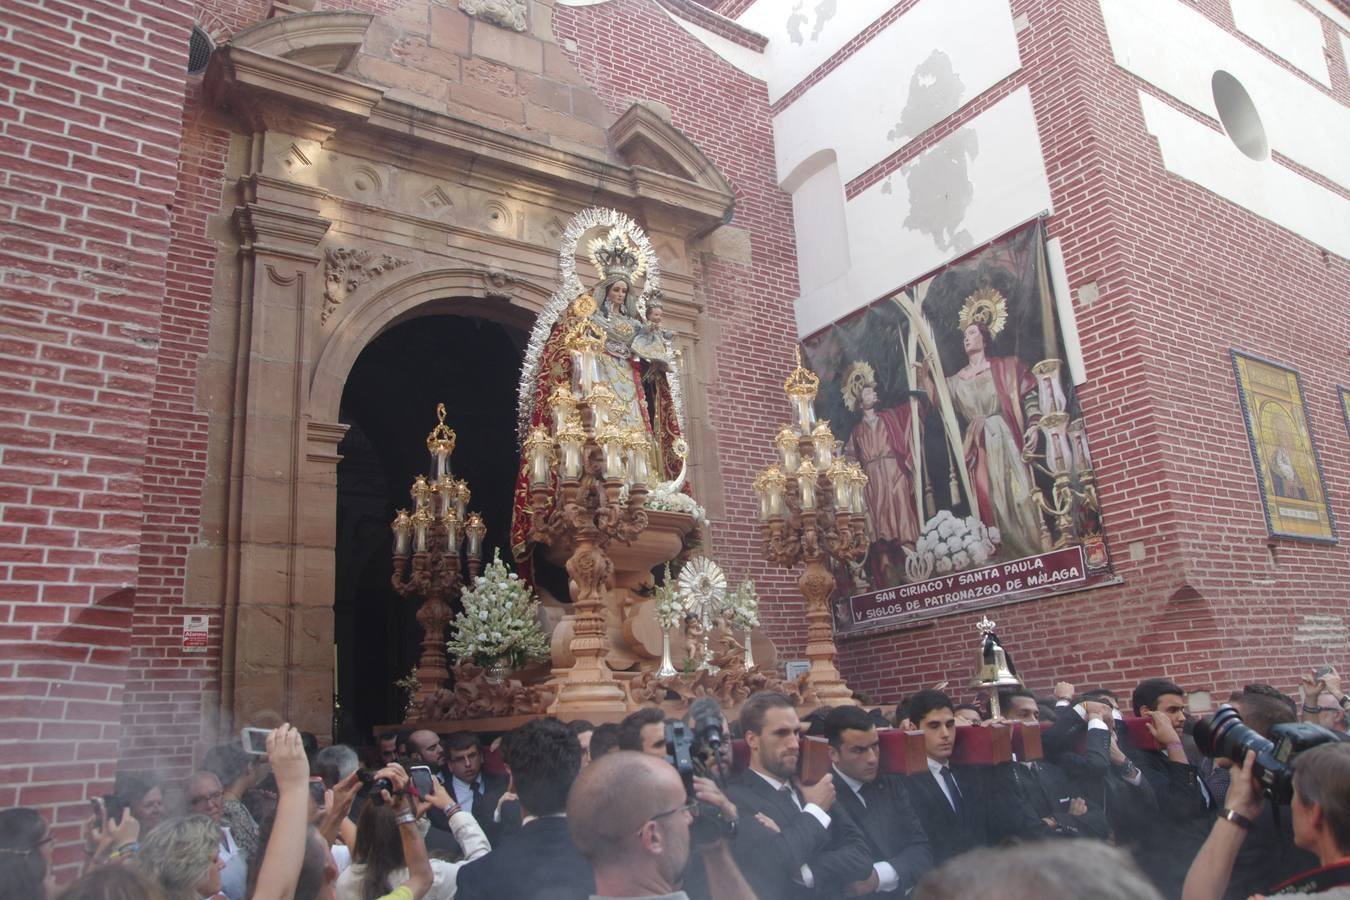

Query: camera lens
1194,705,1274,762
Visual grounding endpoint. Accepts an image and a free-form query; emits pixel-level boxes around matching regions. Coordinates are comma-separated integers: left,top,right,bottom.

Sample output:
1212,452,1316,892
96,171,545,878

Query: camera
356,769,394,805
665,717,735,844
1194,704,1346,804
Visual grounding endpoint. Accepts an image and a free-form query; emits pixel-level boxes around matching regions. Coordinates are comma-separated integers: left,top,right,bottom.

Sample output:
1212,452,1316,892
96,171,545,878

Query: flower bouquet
446,550,550,671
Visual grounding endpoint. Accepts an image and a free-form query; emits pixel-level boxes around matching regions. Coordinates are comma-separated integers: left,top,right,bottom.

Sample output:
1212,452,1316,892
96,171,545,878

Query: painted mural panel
800,221,1116,634
1232,352,1337,543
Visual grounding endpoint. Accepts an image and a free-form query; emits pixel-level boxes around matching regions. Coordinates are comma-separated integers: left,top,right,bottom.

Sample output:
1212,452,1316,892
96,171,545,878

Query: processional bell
969,615,1023,719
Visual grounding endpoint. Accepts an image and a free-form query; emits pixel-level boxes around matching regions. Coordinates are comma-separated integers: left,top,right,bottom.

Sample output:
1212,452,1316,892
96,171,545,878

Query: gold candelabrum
1028,359,1101,546
522,302,654,718
390,404,488,711
752,349,869,708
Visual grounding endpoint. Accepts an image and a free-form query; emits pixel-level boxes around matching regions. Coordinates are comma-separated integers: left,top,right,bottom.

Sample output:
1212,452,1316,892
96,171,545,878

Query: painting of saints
931,290,1046,559
1261,405,1310,501
841,360,926,585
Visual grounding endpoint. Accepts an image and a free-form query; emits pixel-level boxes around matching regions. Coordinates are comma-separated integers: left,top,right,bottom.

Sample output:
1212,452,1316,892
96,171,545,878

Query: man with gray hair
914,840,1162,900
314,744,359,782
567,750,753,899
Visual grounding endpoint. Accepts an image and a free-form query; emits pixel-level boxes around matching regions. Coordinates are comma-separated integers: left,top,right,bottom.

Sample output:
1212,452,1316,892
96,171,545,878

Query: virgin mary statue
510,213,687,577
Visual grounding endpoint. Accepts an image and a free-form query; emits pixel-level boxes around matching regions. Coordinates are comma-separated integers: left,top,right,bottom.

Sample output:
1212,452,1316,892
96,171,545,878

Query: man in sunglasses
569,750,754,899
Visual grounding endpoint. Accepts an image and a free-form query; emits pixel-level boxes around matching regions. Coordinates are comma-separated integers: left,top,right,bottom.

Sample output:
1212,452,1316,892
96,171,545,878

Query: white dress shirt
926,757,960,811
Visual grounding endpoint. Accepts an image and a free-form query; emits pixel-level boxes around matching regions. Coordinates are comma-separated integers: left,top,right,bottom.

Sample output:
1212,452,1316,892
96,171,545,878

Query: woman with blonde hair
135,815,226,900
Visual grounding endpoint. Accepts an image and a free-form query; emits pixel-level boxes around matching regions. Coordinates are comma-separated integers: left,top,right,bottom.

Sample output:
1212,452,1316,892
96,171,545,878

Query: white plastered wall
735,0,897,103
1099,0,1350,261
1230,0,1330,86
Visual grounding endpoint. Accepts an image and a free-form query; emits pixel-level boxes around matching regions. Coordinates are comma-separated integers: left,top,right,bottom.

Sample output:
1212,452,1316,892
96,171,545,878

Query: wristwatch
1337,695,1350,710
1221,808,1254,830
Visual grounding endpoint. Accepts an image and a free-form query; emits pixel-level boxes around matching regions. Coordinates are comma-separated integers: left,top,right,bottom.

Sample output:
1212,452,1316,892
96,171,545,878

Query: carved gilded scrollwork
322,246,411,323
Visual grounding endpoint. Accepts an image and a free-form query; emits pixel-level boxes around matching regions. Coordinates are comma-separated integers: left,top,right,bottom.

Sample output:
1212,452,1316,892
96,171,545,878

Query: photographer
568,751,753,900
337,764,484,900
1183,734,1350,898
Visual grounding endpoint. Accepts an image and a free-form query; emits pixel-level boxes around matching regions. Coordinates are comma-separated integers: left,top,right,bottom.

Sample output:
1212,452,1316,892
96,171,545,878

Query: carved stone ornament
458,0,528,32
322,246,412,323
411,662,554,720
483,267,516,300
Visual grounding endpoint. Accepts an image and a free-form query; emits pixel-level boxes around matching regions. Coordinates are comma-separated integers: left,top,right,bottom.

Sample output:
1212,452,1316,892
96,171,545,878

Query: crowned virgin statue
510,210,689,578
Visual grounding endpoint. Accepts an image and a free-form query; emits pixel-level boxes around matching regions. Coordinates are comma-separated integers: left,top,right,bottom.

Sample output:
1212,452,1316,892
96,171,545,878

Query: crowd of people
3,667,1349,900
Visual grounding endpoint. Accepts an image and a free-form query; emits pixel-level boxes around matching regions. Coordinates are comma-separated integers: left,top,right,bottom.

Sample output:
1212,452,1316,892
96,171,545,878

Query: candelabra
1029,359,1101,545
752,349,869,707
390,404,487,711
522,298,654,717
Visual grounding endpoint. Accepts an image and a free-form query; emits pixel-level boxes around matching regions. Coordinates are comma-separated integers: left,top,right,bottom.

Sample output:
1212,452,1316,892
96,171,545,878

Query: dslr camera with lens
1194,704,1346,804
355,769,395,805
665,715,736,844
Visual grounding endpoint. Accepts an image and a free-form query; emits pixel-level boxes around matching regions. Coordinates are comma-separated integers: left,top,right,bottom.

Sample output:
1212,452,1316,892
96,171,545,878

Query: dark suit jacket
903,763,1038,864
1009,758,1110,840
1126,747,1215,899
831,769,933,893
1044,711,1158,843
454,815,594,900
724,769,873,899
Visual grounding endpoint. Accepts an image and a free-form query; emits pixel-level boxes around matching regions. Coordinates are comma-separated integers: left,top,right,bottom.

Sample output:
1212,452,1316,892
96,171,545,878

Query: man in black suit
455,717,595,900
901,689,1040,864
443,731,510,844
1126,677,1215,899
822,705,933,894
724,691,872,899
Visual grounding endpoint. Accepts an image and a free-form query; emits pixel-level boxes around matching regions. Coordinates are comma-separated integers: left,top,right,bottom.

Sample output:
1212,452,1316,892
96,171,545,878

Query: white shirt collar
751,768,789,793
926,756,952,778
833,766,866,796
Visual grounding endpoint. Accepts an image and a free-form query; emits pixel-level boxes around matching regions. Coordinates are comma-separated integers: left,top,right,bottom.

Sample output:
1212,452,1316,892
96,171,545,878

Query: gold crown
587,228,647,284
841,360,876,411
783,346,820,398
958,287,1009,337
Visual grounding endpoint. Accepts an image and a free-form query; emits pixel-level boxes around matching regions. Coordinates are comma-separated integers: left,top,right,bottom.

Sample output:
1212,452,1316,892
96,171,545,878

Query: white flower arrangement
446,550,550,668
912,509,1000,575
723,578,760,632
652,564,686,630
644,490,709,529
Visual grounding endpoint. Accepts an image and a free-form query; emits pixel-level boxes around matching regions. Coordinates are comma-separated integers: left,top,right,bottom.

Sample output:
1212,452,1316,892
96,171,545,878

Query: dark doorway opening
334,313,524,743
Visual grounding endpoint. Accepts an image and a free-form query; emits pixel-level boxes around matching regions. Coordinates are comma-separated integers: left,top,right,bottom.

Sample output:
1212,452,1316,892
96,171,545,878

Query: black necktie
940,766,963,814
469,780,481,797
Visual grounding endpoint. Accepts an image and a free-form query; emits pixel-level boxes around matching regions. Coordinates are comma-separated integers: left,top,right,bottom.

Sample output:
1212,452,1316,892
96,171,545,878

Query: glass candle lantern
548,384,579,436
827,457,851,509
812,421,835,469
597,425,626,480
436,474,456,519
390,509,412,556
796,460,817,510
411,508,431,553
566,319,605,396
625,431,651,487
444,511,461,550
775,425,800,475
1039,412,1072,475
464,512,486,560
1069,418,1092,473
753,469,771,521
557,416,586,479
411,474,432,512
762,464,787,519
848,463,868,514
454,479,470,520
783,347,821,436
1032,359,1068,415
523,426,555,488
586,383,619,432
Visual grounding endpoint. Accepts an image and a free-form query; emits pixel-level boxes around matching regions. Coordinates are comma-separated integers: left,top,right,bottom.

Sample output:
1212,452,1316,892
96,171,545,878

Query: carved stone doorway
333,312,524,742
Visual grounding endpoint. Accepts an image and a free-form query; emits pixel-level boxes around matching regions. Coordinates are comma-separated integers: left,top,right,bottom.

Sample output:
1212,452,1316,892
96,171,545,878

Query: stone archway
200,7,735,740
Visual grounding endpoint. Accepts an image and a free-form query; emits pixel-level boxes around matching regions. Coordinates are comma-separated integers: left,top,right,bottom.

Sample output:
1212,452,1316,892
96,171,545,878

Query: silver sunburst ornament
677,556,726,673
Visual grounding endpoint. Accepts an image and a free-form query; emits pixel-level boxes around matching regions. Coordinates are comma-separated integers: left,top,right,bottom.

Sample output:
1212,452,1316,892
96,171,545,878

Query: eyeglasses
190,790,224,806
641,799,696,832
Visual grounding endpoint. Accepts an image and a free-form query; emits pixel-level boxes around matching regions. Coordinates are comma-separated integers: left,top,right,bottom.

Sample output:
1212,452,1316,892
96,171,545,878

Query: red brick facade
2,0,1348,880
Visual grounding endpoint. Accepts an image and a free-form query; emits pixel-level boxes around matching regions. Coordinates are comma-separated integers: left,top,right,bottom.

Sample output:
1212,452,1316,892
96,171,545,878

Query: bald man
568,751,754,900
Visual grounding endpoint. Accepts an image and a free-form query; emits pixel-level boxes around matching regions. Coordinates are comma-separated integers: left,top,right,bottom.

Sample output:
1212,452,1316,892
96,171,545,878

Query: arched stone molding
309,267,553,424
226,11,374,73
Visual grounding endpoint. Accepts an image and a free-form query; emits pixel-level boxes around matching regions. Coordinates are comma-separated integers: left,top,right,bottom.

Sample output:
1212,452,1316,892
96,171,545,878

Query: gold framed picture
1231,351,1337,543
1340,386,1350,438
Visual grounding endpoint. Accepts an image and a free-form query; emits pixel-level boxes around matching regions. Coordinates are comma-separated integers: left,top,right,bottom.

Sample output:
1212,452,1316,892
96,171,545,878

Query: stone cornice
228,12,375,73
206,46,736,241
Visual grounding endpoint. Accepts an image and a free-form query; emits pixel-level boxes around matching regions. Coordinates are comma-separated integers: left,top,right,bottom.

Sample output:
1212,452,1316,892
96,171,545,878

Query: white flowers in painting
446,550,550,668
915,510,1000,575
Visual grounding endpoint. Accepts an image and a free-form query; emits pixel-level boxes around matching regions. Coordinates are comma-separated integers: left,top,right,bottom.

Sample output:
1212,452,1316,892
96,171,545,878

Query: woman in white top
336,782,490,900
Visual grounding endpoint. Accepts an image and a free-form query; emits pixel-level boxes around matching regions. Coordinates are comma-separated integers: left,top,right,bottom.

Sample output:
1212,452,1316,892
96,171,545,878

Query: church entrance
333,313,524,741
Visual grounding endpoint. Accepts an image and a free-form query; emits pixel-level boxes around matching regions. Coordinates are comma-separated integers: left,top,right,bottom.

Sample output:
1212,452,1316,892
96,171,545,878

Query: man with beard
725,691,871,898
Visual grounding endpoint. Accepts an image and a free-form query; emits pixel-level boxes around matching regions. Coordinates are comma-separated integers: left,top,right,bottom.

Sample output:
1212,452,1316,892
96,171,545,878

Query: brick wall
831,0,1350,710
0,0,195,876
